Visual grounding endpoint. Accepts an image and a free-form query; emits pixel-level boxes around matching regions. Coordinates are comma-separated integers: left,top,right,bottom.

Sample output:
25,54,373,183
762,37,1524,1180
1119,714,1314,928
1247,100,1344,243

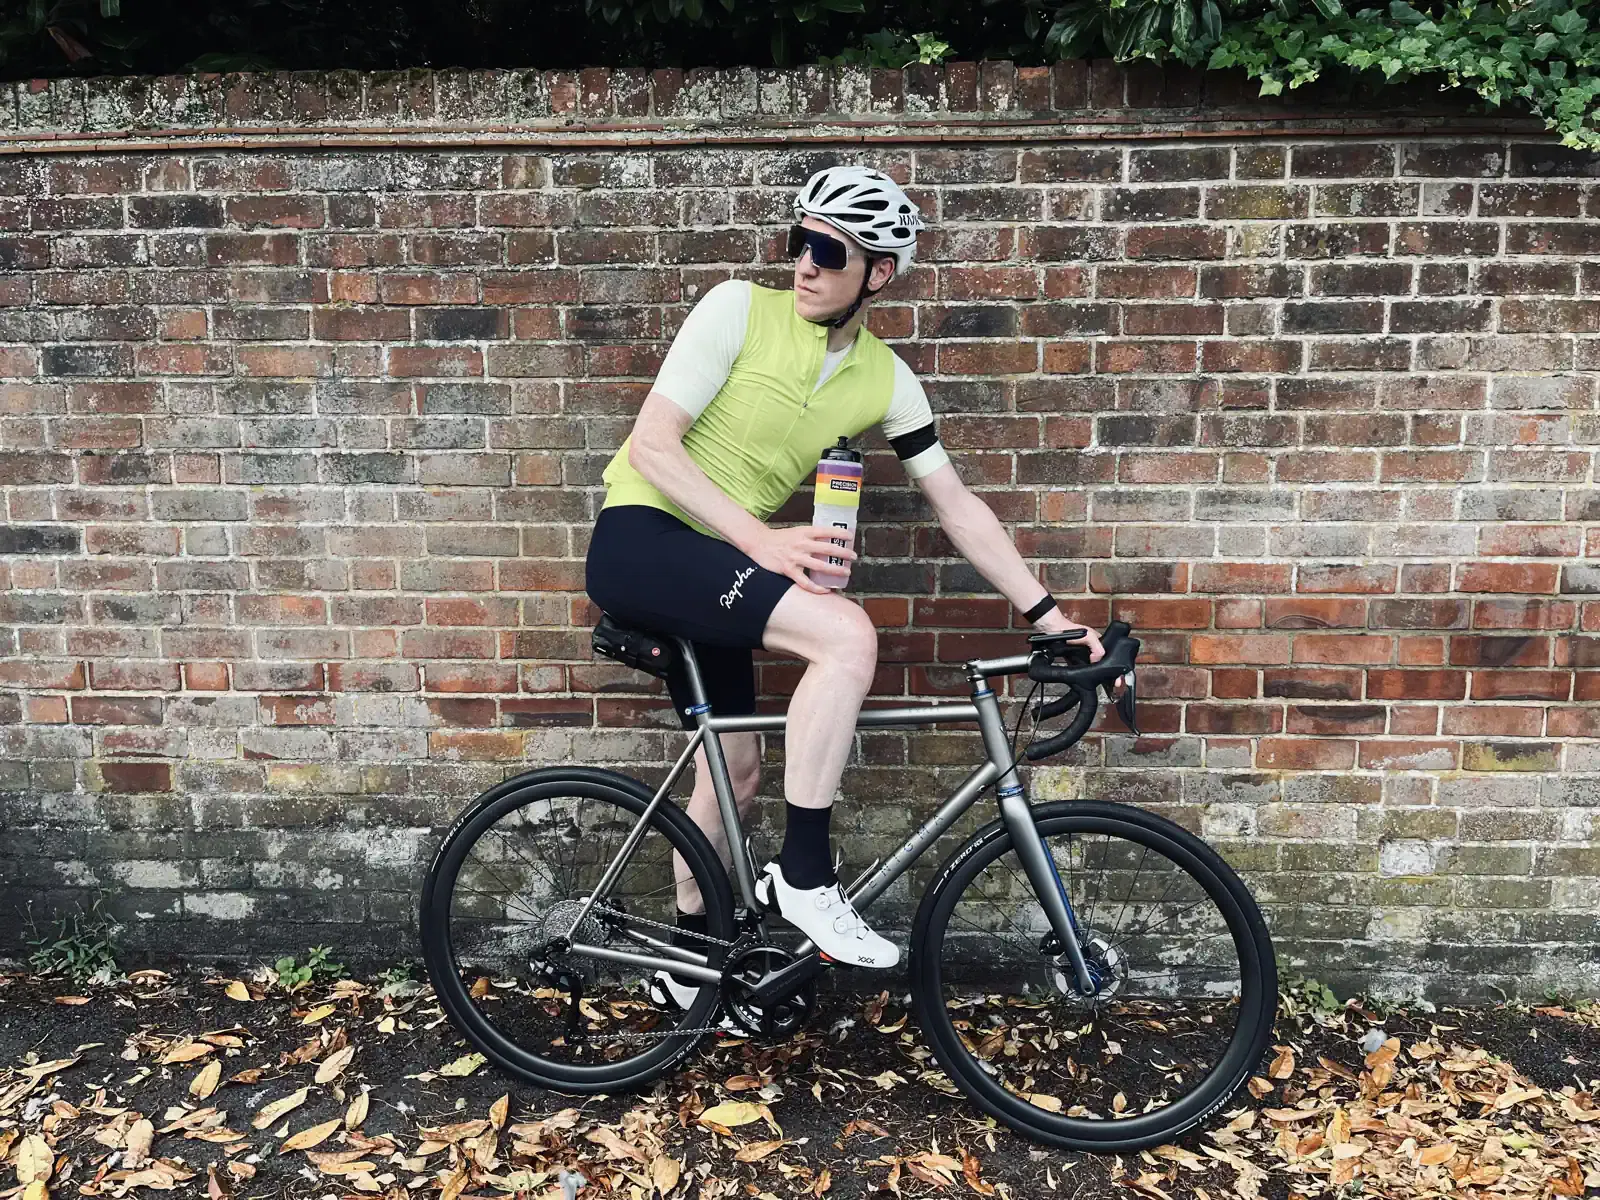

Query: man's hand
747,525,857,594
1032,609,1106,662
1031,609,1129,697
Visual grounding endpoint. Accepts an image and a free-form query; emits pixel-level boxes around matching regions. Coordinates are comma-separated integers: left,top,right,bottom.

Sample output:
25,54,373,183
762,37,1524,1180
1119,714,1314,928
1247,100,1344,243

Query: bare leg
759,589,878,811
674,731,761,915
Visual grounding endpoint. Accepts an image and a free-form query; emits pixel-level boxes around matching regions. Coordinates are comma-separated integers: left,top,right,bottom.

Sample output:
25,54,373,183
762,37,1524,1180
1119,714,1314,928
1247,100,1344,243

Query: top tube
970,653,1032,677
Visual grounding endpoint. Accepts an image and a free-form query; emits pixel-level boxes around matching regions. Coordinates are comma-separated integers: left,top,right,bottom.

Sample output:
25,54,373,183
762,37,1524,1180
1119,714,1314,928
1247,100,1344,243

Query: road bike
420,618,1277,1152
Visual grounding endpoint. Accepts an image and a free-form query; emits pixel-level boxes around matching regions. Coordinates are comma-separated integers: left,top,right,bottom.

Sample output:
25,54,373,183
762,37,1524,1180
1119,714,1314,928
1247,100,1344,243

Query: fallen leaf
1269,1046,1295,1079
962,1149,996,1197
224,981,252,1002
22,1182,47,1200
190,1060,222,1100
651,1155,681,1194
21,1059,78,1085
1417,1141,1455,1166
251,1087,310,1130
314,1045,355,1084
122,1120,154,1169
53,996,90,1006
724,1075,762,1091
17,1134,54,1183
345,1090,369,1131
489,1094,509,1130
438,1053,485,1078
161,1041,214,1065
699,1101,765,1129
281,1119,342,1153
301,1004,337,1025
734,1139,787,1163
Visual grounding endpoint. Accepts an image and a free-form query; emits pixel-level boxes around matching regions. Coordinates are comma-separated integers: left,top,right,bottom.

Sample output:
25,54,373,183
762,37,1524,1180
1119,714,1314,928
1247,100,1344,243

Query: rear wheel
420,766,737,1092
909,800,1277,1152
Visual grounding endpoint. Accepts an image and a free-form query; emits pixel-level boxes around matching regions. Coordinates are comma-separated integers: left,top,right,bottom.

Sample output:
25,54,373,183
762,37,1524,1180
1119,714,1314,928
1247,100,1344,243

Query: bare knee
818,604,877,686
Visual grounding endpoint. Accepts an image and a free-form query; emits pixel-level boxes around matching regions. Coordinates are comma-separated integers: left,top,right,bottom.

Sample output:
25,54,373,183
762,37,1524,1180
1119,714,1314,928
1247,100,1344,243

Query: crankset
720,944,817,1037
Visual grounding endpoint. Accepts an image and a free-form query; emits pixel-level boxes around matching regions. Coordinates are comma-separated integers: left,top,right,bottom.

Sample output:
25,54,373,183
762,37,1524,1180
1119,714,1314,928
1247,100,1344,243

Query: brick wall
0,64,1595,1000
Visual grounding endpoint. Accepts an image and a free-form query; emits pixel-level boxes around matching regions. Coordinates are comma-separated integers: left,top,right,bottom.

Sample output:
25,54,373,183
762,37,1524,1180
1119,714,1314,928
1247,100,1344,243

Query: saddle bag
592,613,674,679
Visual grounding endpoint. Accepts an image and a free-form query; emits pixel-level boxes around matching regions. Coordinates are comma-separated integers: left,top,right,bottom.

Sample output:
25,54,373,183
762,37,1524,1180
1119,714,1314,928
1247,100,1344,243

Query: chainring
719,944,817,1037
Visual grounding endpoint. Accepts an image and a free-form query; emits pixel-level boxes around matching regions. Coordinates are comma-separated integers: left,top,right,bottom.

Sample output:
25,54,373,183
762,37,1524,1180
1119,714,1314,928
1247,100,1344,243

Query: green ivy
1027,0,1600,150
1206,1,1600,150
819,29,955,68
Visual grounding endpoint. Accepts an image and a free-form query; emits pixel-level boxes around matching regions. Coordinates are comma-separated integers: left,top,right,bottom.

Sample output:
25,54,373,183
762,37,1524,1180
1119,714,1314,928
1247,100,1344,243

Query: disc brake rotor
1044,929,1127,1007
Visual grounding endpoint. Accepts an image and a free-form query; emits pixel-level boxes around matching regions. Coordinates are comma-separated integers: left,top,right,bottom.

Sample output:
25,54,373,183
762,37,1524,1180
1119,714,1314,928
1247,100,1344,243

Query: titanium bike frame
562,634,1102,1000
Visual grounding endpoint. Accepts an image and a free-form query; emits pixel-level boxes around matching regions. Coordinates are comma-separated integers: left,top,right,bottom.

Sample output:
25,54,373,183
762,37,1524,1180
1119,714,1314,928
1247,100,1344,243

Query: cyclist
585,165,1107,1000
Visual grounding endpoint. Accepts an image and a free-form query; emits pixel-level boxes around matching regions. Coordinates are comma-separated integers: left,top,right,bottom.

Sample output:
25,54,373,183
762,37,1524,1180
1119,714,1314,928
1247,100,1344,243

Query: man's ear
868,255,897,293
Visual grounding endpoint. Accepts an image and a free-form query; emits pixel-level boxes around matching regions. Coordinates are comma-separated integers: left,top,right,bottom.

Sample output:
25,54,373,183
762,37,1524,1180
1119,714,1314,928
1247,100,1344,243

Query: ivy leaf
1389,1,1426,25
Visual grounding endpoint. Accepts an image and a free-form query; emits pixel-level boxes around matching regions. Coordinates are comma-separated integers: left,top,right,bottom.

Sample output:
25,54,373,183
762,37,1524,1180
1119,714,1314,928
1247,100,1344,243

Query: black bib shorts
584,504,795,730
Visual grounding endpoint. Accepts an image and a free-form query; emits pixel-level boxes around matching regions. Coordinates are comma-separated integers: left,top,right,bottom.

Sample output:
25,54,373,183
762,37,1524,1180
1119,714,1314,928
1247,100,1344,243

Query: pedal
754,870,776,913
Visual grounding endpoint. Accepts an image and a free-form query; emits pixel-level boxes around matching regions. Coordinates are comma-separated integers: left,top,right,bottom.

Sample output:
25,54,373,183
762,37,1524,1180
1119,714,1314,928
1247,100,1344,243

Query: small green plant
819,28,955,69
24,893,122,985
274,945,345,993
1280,972,1343,1018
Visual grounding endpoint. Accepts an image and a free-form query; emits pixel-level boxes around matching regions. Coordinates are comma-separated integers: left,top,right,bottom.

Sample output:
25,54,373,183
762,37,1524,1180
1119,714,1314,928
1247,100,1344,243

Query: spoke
454,860,548,924
487,822,566,897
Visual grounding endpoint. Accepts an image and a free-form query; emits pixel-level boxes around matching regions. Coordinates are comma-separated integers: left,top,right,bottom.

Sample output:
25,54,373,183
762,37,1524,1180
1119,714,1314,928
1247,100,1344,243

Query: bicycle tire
909,799,1277,1153
419,766,737,1093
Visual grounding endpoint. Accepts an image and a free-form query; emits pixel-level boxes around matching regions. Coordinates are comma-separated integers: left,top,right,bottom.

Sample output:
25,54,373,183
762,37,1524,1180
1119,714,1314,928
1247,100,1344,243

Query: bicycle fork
970,677,1098,997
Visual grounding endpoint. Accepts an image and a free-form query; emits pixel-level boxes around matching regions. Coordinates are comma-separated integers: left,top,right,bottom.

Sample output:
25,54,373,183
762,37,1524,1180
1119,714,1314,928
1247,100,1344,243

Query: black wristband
1022,594,1058,623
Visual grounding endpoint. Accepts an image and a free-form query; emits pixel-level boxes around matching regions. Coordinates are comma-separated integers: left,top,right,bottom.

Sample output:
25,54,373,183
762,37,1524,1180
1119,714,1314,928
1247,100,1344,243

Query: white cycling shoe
646,971,741,1033
757,861,899,968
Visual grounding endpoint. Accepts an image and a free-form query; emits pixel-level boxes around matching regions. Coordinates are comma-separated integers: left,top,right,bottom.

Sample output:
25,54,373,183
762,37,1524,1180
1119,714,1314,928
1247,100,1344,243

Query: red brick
1296,564,1396,594
1293,634,1392,665
1190,635,1290,665
98,761,173,792
1286,704,1386,736
1446,705,1543,737
1264,598,1367,629
1211,668,1259,699
1472,599,1576,630
1471,669,1571,701
1367,669,1467,700
1112,599,1211,629
1358,740,1460,770
1187,704,1282,735
1257,738,1357,770
1191,563,1292,594
1449,635,1550,668
1263,668,1361,701
1457,562,1559,593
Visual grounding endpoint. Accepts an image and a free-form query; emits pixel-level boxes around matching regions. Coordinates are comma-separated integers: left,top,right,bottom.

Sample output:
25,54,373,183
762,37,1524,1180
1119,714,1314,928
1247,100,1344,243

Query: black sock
669,910,708,989
779,802,836,889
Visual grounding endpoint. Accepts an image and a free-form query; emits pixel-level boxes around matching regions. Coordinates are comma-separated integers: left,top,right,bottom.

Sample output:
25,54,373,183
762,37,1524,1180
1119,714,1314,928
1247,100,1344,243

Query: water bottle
808,437,862,590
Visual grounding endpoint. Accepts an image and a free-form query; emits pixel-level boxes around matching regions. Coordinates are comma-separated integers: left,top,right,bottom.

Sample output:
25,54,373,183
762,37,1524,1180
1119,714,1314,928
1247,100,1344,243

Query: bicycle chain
574,901,746,1043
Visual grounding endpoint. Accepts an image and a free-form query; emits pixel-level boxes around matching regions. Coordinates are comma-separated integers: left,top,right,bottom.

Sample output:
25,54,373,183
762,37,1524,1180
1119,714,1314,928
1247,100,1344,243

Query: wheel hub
1043,929,1126,1006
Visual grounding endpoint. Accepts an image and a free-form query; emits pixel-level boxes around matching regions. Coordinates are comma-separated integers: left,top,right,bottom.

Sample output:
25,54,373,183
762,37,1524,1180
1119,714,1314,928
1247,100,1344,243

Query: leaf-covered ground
1,964,1596,1200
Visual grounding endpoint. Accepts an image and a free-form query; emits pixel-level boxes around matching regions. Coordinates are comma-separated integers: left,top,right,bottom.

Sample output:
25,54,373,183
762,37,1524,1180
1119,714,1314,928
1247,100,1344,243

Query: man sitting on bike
585,165,1108,993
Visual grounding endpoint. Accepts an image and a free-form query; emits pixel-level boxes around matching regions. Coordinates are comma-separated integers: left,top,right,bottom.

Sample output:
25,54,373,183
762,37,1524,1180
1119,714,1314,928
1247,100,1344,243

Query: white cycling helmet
793,165,924,277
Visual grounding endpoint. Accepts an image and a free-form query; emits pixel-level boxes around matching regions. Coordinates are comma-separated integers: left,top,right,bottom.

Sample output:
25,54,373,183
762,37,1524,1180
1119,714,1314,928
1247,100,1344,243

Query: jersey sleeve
650,279,752,421
881,353,951,479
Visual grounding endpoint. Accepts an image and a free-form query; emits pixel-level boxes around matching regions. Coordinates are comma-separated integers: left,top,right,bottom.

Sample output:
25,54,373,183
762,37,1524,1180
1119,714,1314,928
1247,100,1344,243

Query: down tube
847,759,1000,915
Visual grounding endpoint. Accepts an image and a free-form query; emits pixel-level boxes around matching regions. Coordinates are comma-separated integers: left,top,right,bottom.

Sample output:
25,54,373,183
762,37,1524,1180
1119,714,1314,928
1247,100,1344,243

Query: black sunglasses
787,223,854,272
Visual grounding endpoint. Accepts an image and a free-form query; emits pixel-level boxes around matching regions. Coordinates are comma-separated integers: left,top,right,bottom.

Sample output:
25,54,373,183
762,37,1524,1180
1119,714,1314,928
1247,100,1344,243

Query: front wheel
909,800,1277,1153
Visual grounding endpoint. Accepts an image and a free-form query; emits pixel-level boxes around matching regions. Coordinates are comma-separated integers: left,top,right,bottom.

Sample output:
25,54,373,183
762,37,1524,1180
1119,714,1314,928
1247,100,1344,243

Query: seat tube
672,636,761,911
967,666,1096,995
